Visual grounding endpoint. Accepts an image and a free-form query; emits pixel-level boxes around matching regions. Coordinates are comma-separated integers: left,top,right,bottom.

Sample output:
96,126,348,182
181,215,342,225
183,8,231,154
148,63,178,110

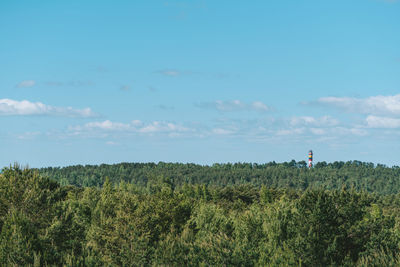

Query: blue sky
1,0,399,167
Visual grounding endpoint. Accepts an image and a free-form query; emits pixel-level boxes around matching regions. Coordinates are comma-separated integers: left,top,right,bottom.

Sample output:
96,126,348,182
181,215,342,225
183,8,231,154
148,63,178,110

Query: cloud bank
290,116,339,127
0,99,96,117
366,115,400,128
317,94,400,116
70,120,191,135
197,100,270,112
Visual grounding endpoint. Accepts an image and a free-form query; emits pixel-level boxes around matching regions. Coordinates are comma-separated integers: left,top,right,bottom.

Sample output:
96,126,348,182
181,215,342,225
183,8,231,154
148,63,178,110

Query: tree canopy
38,160,400,195
1,163,400,265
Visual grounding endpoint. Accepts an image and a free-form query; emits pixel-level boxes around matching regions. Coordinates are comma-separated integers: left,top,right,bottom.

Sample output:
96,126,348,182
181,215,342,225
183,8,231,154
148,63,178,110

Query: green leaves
0,211,40,266
1,165,400,265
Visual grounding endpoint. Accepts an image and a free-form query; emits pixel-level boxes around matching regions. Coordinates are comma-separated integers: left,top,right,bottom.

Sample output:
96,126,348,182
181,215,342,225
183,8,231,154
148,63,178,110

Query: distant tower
308,150,313,168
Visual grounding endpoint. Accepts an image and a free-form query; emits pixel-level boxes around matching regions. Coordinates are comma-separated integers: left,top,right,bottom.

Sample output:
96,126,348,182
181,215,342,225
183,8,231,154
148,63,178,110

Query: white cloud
290,116,339,127
273,125,368,139
131,120,143,126
0,99,96,117
206,115,363,140
197,100,270,112
317,94,400,116
366,115,400,128
251,101,269,111
276,128,305,136
16,80,35,88
215,100,245,111
331,127,368,136
310,128,326,135
84,120,131,131
254,114,369,139
106,141,119,146
53,114,377,144
17,131,41,140
138,121,189,133
70,120,191,136
212,128,235,135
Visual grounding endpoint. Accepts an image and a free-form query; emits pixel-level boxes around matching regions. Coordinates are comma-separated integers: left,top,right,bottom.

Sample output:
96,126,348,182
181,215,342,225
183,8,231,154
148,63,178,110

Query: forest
38,161,400,195
1,161,400,266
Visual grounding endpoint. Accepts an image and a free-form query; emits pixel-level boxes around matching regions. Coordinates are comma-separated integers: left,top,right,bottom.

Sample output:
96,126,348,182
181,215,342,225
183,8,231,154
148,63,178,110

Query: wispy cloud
208,115,371,144
251,101,270,112
212,128,235,135
290,116,339,127
0,99,96,117
16,131,41,140
156,69,180,76
276,128,305,136
366,115,400,128
196,100,270,112
16,80,36,88
106,141,119,146
75,120,132,131
156,104,175,110
272,125,368,139
40,114,385,145
69,120,192,136
316,94,400,116
44,81,94,87
139,121,189,133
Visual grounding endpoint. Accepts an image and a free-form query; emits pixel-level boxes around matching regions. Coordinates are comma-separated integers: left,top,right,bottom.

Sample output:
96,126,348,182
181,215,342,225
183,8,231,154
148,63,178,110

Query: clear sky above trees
1,0,399,167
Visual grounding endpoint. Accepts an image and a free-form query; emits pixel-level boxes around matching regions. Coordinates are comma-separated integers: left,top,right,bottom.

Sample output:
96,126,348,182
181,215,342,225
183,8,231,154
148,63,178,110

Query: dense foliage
1,164,400,266
38,161,400,194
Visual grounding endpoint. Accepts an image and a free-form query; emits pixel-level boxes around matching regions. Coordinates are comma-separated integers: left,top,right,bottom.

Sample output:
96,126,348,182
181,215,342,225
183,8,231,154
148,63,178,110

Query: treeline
38,160,400,194
1,165,400,266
